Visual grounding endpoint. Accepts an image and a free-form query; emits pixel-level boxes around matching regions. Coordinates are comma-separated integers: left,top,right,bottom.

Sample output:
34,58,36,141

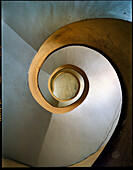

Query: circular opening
48,65,85,104
44,64,89,108
49,71,80,101
38,63,88,109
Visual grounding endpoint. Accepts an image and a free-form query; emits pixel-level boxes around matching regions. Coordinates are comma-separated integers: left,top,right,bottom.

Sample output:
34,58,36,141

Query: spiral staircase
2,1,132,167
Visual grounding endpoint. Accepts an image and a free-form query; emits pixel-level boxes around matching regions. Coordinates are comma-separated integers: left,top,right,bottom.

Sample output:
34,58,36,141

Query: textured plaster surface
2,1,132,51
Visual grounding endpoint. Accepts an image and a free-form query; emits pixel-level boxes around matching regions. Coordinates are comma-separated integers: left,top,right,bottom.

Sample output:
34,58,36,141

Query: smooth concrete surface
38,69,59,107
2,144,106,167
2,21,52,166
37,46,122,167
2,1,132,51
